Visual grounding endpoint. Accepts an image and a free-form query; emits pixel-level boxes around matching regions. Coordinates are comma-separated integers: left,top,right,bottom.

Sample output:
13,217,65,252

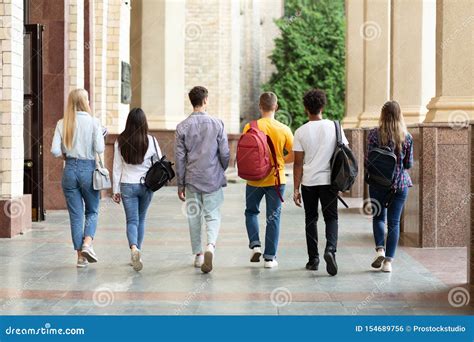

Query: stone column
0,0,31,237
342,0,364,128
184,0,240,133
131,0,185,130
104,0,130,134
357,0,391,128
391,0,436,124
258,0,283,89
93,0,109,126
30,0,69,210
67,0,85,91
240,0,261,126
424,0,474,124
470,124,474,300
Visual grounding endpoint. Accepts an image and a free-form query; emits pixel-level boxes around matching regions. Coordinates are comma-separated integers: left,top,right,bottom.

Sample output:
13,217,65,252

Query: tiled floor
0,183,471,315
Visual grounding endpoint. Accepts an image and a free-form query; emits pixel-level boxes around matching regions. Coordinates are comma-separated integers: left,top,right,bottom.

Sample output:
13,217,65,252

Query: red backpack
236,121,284,202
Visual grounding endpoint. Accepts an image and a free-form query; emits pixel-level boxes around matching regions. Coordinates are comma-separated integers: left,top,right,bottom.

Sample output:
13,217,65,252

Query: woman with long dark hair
366,101,413,273
112,108,161,272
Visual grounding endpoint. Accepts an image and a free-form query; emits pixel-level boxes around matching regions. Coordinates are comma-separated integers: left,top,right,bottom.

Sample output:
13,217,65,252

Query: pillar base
357,111,380,128
425,96,474,123
341,116,360,129
401,105,428,124
0,195,32,238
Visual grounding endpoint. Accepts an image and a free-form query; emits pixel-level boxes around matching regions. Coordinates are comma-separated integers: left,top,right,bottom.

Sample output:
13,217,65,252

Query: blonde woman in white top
51,89,105,268
112,108,161,272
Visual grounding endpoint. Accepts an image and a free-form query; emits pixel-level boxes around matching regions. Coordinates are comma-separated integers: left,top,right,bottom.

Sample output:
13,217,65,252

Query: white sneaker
77,256,88,268
371,249,385,269
131,249,143,272
381,260,392,273
201,244,215,273
194,254,204,268
250,247,262,262
264,259,278,268
81,244,98,263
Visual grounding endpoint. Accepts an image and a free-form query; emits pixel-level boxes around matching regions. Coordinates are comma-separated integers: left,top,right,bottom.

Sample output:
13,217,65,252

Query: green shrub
263,0,346,131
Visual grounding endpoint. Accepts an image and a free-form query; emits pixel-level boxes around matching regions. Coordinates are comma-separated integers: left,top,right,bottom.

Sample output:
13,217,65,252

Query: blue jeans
121,183,153,250
186,188,223,254
245,184,285,260
62,159,99,251
369,186,409,260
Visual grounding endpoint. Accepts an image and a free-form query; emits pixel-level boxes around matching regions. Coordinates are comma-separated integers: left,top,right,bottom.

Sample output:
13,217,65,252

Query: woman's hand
293,189,302,207
112,193,121,204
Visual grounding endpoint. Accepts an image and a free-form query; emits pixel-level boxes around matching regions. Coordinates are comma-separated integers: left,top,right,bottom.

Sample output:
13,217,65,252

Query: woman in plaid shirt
365,101,414,273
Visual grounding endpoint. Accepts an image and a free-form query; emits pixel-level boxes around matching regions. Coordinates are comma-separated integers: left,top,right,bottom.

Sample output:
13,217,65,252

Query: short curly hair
303,89,327,115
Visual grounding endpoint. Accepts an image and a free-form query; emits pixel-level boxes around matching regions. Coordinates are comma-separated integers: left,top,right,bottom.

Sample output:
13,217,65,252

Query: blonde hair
63,89,91,149
379,100,407,152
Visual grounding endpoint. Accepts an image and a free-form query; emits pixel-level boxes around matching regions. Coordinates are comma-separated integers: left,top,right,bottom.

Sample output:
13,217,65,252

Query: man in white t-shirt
292,89,348,276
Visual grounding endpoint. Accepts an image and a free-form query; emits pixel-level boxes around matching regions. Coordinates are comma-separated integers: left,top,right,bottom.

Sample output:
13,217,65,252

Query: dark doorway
23,24,45,222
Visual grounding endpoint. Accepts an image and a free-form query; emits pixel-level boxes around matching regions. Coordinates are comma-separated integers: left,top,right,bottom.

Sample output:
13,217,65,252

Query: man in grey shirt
175,86,230,274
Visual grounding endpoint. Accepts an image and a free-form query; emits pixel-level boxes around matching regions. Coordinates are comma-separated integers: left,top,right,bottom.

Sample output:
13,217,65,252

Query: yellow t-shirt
243,117,294,187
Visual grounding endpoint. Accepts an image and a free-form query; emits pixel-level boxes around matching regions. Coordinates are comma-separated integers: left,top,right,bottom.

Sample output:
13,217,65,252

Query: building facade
0,0,283,236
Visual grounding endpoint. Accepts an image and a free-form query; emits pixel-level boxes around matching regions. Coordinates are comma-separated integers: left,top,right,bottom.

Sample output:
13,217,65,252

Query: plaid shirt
365,128,414,190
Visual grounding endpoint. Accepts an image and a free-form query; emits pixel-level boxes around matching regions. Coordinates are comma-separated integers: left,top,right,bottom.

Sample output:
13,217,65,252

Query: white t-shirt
112,135,162,193
293,119,349,186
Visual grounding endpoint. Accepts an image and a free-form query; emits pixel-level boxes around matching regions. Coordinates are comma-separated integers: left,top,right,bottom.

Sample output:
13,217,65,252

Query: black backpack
365,130,398,207
365,131,397,189
330,121,359,193
142,137,175,192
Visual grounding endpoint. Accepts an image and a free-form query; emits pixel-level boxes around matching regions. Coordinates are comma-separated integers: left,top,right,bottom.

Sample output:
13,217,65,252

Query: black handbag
141,137,175,192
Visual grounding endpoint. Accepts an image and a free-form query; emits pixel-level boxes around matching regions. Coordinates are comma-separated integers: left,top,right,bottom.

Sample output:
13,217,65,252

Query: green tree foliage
263,0,346,131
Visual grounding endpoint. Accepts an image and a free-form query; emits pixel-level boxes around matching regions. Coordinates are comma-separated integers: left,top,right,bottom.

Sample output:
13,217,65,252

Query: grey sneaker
77,256,89,268
81,244,98,263
131,249,143,272
201,244,215,273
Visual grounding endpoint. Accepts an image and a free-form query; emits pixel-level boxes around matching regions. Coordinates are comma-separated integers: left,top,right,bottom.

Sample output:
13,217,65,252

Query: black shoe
305,258,319,270
324,251,338,276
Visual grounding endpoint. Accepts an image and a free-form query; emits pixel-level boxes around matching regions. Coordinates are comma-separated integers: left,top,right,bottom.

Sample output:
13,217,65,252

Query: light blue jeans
62,159,99,250
121,183,153,250
185,188,224,254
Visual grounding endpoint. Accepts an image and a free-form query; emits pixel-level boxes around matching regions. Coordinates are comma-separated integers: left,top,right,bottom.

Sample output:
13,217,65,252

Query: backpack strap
334,121,343,147
249,119,284,202
151,135,160,164
266,135,284,203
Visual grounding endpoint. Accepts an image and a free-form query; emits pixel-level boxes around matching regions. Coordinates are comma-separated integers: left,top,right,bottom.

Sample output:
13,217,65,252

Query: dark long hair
118,108,149,165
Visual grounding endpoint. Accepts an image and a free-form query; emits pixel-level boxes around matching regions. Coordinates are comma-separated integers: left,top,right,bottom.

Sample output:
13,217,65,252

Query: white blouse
112,135,162,193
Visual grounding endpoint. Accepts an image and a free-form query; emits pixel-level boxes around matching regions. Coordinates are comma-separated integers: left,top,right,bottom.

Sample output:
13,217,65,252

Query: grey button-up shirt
175,112,230,194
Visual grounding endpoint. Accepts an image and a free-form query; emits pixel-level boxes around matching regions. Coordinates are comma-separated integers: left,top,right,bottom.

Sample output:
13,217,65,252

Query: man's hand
293,189,302,207
178,188,186,202
112,193,121,204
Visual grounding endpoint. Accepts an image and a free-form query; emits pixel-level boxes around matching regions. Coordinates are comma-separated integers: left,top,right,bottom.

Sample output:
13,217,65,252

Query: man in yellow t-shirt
242,92,294,268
